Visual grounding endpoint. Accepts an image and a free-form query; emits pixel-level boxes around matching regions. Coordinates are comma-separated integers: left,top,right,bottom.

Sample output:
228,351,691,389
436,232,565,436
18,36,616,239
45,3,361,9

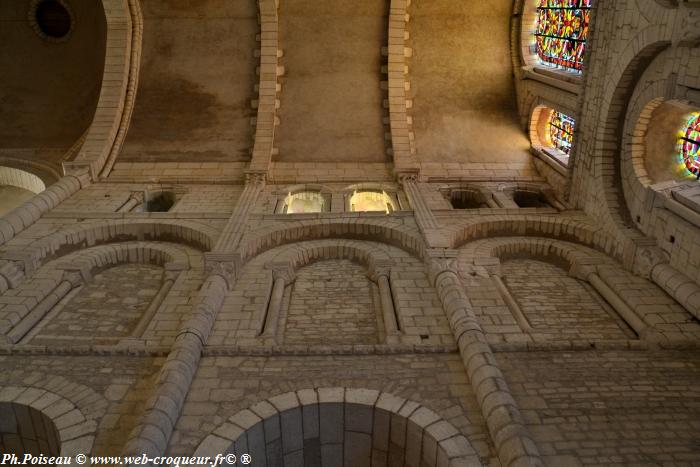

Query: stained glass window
535,0,592,72
547,111,575,154
679,113,700,179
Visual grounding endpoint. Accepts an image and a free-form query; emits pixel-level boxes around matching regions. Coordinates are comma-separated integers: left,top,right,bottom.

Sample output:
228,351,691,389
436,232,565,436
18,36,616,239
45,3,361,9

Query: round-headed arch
10,219,218,272
591,31,671,227
448,215,615,258
458,236,616,275
0,384,103,456
240,219,425,265
194,388,483,467
266,239,394,275
49,241,196,278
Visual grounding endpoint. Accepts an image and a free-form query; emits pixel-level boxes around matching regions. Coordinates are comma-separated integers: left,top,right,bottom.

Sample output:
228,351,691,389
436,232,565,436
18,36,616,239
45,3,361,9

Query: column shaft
377,275,400,339
492,275,533,333
0,172,90,246
130,274,177,338
432,267,543,467
7,280,75,344
588,273,646,337
123,274,228,457
262,277,286,336
124,174,261,457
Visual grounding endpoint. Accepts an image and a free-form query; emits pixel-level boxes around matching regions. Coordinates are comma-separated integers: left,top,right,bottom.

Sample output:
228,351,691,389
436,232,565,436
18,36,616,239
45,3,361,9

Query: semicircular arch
194,387,483,467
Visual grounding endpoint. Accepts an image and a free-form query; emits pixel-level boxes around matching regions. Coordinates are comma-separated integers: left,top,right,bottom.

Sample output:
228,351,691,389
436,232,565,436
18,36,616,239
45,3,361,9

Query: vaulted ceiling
0,0,106,156
0,0,531,170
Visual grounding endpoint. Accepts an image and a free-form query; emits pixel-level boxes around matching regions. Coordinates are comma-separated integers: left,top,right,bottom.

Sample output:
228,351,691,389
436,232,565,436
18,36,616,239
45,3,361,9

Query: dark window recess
145,192,176,212
449,190,488,209
36,0,71,39
513,190,551,208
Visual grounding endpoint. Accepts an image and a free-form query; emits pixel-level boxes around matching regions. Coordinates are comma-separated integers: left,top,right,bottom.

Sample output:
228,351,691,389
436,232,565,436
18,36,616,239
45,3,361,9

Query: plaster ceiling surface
0,0,106,156
119,0,258,163
274,0,390,163
409,0,532,164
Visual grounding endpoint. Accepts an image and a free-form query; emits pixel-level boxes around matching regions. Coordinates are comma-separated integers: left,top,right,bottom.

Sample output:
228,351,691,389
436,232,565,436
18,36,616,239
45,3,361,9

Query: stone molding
70,0,142,180
248,0,282,173
386,0,416,169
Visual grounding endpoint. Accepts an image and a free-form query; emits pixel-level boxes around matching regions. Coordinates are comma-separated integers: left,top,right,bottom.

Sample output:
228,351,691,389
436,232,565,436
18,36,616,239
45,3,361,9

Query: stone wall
285,260,379,346
0,1,699,465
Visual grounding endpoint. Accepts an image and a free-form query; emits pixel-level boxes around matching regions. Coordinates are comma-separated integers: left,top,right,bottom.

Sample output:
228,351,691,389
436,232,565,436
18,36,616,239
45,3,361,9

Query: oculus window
679,113,700,179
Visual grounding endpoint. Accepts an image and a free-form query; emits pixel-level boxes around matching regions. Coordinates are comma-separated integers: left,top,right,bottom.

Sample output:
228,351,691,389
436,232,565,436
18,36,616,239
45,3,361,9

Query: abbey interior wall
0,0,699,466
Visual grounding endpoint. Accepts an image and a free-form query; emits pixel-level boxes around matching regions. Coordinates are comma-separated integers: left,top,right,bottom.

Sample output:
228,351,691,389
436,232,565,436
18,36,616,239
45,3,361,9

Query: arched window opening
0,402,60,455
679,112,700,180
534,0,592,73
530,107,576,167
137,191,176,213
217,399,462,467
547,110,575,155
349,190,395,213
282,191,326,214
513,189,552,208
448,189,488,209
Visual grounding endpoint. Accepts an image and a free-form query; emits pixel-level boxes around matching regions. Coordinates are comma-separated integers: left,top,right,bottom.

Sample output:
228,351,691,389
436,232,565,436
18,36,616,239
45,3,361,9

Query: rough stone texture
30,264,163,346
501,259,632,341
0,1,699,466
499,350,700,467
171,354,491,462
285,260,379,346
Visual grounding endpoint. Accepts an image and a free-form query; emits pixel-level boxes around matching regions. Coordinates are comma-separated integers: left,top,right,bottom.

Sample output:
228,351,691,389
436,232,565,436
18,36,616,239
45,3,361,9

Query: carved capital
266,262,296,284
204,253,241,290
367,260,394,282
61,270,85,287
0,260,24,289
128,191,145,204
62,161,93,184
632,245,670,279
245,170,268,186
425,249,460,286
394,168,420,185
568,257,601,281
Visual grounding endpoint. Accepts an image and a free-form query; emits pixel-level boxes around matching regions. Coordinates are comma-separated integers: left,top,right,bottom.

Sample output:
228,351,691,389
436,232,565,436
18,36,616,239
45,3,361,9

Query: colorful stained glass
535,0,592,72
547,111,575,154
680,113,700,178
